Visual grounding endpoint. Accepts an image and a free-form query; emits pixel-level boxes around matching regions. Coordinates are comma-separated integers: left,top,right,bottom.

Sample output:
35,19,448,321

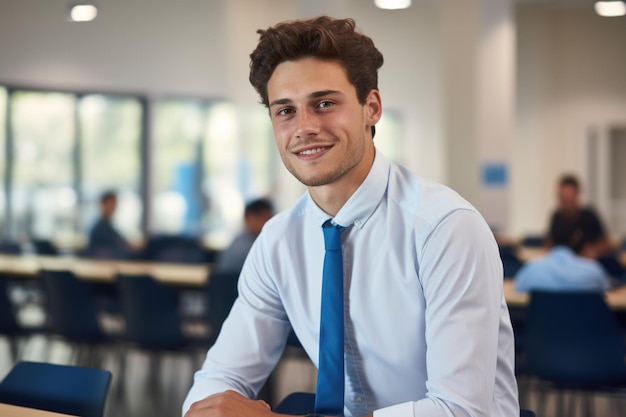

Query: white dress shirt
515,246,610,292
183,151,519,417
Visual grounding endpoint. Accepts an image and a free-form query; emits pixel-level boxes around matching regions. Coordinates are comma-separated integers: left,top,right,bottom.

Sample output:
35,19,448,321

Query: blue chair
0,361,112,417
115,273,213,398
499,244,524,278
40,269,120,366
275,392,535,416
0,274,49,363
516,290,626,416
521,235,545,248
140,234,209,264
206,270,239,342
0,277,26,361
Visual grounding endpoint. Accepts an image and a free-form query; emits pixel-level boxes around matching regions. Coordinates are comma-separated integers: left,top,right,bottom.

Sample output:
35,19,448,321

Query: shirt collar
308,149,390,229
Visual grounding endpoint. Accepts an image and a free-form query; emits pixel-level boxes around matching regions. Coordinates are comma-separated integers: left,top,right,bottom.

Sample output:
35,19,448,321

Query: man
184,16,518,417
86,191,133,259
516,217,611,292
215,198,275,273
547,174,624,280
547,174,609,253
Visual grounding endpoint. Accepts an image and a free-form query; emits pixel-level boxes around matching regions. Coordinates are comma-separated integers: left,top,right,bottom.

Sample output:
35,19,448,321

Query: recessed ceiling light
594,1,626,17
68,4,98,22
374,0,412,10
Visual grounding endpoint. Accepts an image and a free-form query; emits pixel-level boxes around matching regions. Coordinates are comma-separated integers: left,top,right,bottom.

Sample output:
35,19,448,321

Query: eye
317,100,334,109
276,107,294,116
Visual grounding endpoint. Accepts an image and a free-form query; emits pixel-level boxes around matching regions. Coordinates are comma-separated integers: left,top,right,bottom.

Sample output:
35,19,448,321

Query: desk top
516,247,626,266
0,403,77,417
503,279,626,310
0,255,210,287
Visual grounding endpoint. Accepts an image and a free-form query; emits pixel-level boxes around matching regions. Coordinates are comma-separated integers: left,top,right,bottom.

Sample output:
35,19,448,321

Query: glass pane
80,94,143,246
0,87,6,239
152,99,206,236
11,91,75,246
202,103,276,248
203,102,243,248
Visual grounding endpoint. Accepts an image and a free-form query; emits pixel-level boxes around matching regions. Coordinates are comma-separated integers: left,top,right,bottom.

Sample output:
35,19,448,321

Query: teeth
299,147,326,156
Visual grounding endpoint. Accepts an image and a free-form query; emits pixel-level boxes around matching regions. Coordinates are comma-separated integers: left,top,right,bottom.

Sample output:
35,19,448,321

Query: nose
294,108,321,139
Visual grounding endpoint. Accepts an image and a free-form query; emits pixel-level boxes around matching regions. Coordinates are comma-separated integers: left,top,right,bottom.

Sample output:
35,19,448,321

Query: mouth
295,146,331,157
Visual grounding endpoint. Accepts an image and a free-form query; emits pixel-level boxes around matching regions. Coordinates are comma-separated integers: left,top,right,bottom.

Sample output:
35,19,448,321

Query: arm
182,239,292,415
186,391,374,417
379,209,515,417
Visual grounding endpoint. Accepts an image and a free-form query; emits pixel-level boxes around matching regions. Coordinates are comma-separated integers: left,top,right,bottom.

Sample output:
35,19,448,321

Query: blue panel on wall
481,163,508,187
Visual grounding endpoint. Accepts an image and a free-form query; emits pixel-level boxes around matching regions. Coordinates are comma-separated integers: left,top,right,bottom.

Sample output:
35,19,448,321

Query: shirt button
354,220,362,227
356,396,363,403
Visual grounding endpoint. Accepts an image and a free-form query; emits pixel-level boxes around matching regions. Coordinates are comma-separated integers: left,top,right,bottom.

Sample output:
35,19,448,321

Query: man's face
102,196,117,218
558,184,579,212
266,57,381,189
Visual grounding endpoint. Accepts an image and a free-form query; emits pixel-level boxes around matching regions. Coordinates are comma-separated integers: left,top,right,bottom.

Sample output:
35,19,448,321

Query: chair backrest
499,245,524,278
32,239,59,256
521,235,545,248
116,273,187,349
141,235,208,264
40,269,106,343
0,361,112,417
523,290,626,384
207,271,239,339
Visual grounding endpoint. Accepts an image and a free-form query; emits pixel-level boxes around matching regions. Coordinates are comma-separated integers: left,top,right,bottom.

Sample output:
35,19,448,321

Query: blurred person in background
214,198,275,273
86,190,135,259
516,216,611,292
547,174,625,281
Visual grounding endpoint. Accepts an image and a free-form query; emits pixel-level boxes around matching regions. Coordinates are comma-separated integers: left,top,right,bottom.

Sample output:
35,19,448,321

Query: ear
364,89,382,130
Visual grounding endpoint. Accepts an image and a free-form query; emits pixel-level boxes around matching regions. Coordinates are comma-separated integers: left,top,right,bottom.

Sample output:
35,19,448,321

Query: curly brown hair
249,16,384,108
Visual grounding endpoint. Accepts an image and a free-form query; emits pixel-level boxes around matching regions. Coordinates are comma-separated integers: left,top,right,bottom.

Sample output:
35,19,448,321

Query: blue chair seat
0,361,112,417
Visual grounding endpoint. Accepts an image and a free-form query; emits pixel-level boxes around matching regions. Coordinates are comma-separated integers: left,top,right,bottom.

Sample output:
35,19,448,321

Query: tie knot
322,220,345,251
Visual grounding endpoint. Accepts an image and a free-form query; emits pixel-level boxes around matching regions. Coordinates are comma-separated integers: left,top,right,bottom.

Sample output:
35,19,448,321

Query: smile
298,147,328,156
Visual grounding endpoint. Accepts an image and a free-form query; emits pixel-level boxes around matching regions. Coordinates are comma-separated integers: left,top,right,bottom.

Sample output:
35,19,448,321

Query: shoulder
387,163,483,231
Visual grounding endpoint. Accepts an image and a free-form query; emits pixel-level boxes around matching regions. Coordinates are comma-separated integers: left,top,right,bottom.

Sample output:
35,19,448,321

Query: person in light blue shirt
183,16,518,417
515,216,611,292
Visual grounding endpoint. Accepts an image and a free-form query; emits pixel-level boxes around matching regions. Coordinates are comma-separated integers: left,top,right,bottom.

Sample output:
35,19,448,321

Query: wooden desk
503,279,626,311
0,255,210,287
0,403,77,417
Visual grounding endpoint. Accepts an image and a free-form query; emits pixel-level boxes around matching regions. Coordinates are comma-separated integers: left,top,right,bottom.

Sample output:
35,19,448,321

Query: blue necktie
314,220,346,415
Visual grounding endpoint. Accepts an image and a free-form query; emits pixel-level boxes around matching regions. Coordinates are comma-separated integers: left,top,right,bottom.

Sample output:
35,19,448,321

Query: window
79,94,143,245
153,100,276,248
152,99,207,236
10,91,75,245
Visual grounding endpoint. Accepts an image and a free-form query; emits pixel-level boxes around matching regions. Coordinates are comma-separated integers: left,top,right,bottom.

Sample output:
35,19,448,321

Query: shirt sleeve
182,238,292,415
405,209,515,417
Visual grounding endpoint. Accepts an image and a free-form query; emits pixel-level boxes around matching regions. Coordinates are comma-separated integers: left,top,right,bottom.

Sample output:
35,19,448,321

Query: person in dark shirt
86,191,133,259
547,174,624,280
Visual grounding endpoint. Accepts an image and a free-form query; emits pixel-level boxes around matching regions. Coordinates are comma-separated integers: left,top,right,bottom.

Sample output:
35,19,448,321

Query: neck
309,148,375,216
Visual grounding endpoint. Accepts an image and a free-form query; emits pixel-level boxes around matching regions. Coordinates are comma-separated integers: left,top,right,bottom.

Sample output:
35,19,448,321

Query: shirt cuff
373,401,414,417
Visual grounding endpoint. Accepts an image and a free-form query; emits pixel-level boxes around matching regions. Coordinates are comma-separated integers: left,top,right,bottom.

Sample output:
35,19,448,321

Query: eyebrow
269,89,343,108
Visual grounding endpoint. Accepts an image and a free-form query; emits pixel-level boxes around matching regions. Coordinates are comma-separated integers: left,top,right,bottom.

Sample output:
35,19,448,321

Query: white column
440,0,515,234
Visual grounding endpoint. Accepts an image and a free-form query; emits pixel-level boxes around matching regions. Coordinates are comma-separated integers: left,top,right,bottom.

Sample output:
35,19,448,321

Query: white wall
513,5,626,238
